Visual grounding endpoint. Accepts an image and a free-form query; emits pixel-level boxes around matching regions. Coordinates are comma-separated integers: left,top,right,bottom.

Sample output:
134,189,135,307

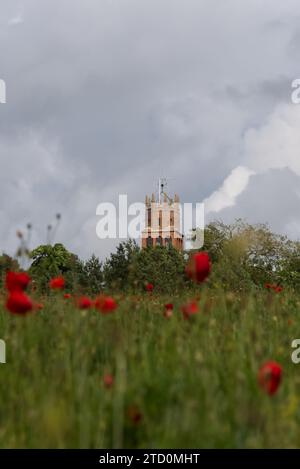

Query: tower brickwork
141,191,184,250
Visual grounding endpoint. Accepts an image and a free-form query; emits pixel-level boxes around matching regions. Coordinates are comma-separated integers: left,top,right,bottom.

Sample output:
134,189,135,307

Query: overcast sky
1,0,300,259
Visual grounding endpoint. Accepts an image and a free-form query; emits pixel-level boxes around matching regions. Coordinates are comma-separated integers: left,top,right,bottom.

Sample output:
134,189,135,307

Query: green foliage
104,240,139,290
81,254,103,295
202,220,289,291
278,240,300,288
104,240,187,293
98,220,300,293
196,221,228,263
0,253,19,288
63,255,86,293
129,245,187,293
29,243,80,291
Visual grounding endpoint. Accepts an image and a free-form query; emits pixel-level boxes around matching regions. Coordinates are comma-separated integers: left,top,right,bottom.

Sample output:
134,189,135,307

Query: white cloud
205,102,300,214
244,103,300,175
204,166,255,213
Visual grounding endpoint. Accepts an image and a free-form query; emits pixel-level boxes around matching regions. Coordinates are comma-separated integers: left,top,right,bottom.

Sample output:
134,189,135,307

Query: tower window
170,210,174,227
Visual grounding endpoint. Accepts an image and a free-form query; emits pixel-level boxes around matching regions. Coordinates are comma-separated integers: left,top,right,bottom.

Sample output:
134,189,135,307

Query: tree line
1,219,300,293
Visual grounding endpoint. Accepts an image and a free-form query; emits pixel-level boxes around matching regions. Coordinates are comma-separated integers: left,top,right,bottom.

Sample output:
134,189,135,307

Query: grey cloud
1,0,300,258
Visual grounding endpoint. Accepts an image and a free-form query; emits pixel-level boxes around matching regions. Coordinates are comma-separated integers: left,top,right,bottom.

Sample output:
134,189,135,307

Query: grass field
0,288,299,448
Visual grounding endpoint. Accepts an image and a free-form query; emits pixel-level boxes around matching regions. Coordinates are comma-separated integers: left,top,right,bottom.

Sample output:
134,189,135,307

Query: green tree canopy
29,243,80,290
0,253,19,288
103,239,139,290
129,245,187,293
81,254,103,294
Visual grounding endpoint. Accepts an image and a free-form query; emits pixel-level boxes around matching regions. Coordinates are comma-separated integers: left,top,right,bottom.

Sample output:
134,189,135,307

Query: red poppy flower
186,252,211,283
164,303,173,311
103,374,114,388
49,276,65,289
6,290,33,315
63,293,71,299
95,295,117,314
145,283,154,292
34,302,44,311
77,296,93,310
127,405,143,424
181,301,199,320
258,361,282,396
5,271,31,292
265,283,283,293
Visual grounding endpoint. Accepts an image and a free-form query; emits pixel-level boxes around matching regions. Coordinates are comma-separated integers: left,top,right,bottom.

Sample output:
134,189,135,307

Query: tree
278,240,300,288
200,219,286,290
129,245,186,293
0,254,19,288
82,254,103,294
199,221,229,263
29,243,80,291
103,240,139,290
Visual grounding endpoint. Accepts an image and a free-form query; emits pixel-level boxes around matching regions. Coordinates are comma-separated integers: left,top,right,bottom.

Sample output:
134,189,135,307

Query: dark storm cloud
1,0,300,258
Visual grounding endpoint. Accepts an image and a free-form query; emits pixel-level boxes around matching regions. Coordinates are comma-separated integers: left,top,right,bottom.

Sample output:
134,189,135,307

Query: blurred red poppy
127,405,143,424
49,276,65,289
63,293,71,299
6,290,33,315
186,252,211,283
258,361,282,396
77,296,93,310
95,295,117,314
145,283,154,292
5,271,31,292
164,303,173,311
103,374,114,388
181,301,199,320
265,283,283,293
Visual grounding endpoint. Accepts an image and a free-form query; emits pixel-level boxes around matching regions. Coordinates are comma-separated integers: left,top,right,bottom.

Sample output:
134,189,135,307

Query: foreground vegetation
0,287,299,448
1,219,300,448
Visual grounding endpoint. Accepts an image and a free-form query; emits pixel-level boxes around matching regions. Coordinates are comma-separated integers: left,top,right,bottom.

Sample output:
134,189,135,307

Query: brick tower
141,181,184,250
